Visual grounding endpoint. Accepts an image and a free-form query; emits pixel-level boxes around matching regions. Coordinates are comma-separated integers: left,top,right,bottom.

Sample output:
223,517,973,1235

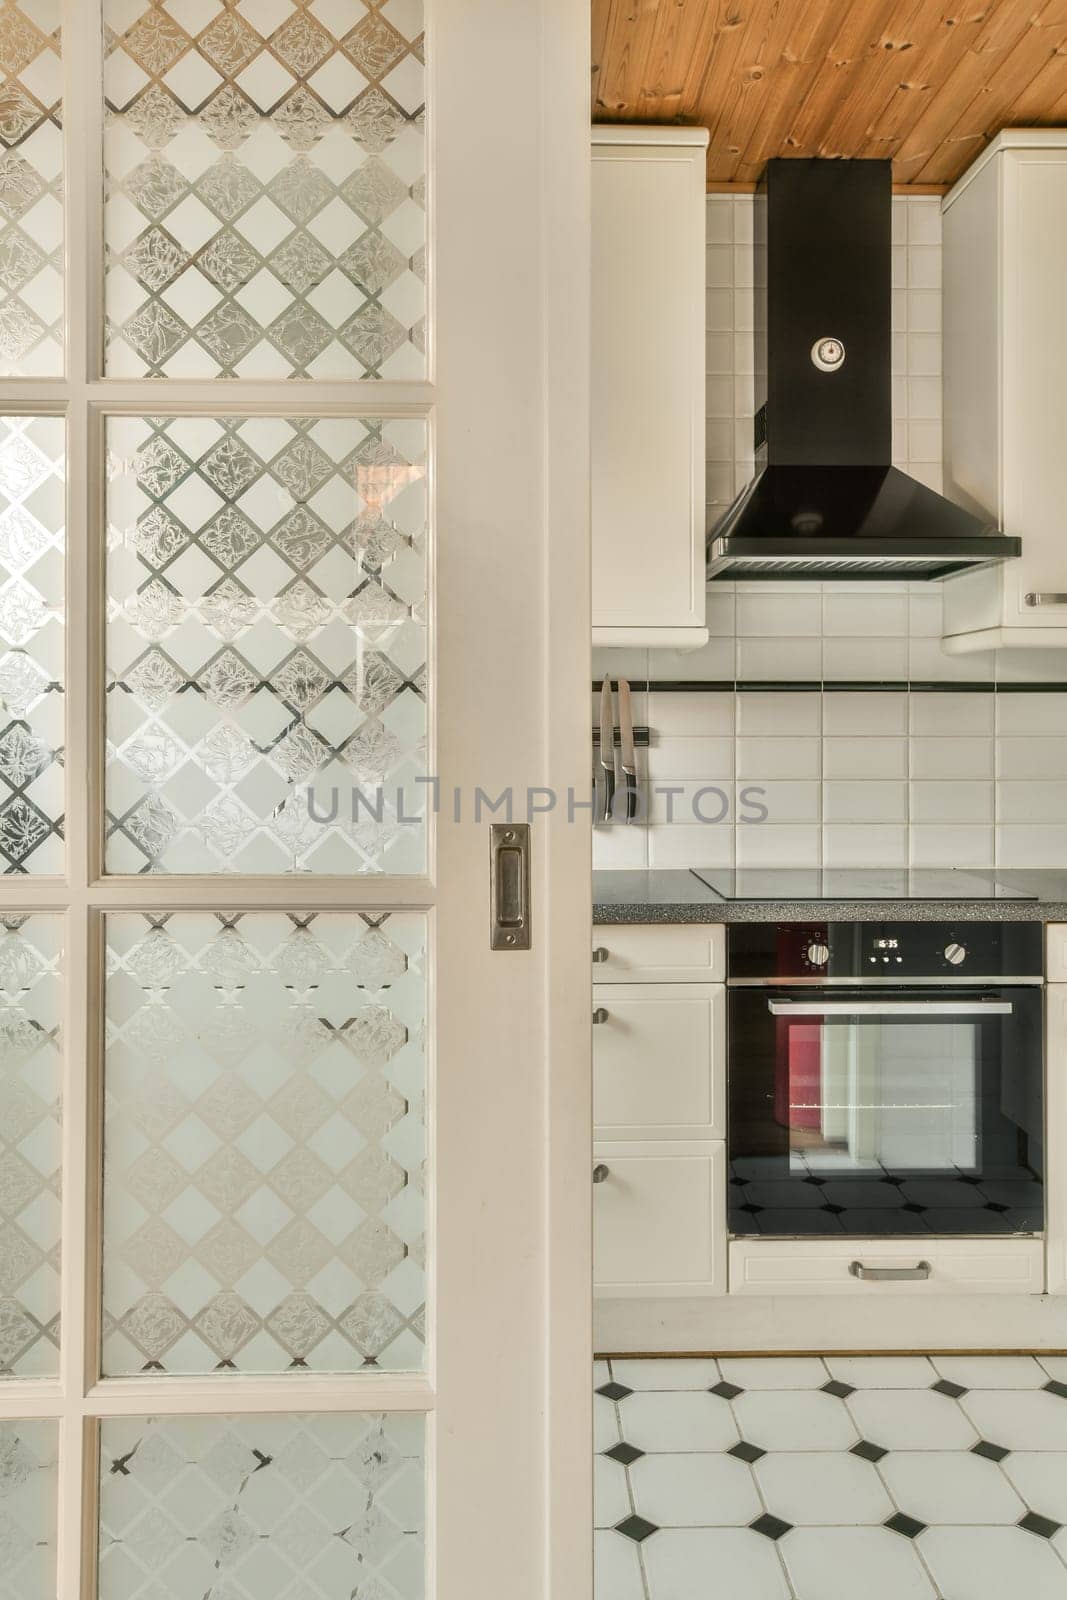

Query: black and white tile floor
594,1354,1067,1599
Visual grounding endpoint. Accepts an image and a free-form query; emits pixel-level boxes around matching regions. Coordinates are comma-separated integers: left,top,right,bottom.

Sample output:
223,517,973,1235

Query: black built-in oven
727,922,1044,1238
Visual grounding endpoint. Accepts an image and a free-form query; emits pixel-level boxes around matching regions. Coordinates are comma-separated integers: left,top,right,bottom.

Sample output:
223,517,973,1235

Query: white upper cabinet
942,132,1067,652
592,128,709,649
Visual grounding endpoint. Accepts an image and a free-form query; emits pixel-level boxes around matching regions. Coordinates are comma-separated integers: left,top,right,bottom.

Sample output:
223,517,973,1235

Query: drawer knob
592,946,610,963
849,1260,931,1282
592,1007,609,1025
592,1163,610,1184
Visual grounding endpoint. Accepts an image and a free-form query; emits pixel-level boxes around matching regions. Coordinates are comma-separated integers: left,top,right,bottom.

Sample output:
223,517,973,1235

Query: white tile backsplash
593,195,1067,872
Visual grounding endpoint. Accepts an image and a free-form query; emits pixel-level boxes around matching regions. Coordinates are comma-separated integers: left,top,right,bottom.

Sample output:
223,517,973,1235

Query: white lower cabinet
729,1237,1045,1297
594,1141,726,1296
594,984,725,1140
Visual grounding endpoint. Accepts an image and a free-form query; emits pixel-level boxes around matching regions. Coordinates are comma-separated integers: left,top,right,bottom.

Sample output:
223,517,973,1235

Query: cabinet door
592,924,725,983
591,134,707,642
594,985,724,1139
593,1141,726,1296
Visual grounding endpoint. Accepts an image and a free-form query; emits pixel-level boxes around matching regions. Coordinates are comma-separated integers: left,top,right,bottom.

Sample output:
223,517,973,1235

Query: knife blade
599,675,615,823
618,677,637,822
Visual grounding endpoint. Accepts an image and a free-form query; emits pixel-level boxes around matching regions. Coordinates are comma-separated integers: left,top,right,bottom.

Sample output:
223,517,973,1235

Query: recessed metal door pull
489,823,531,950
849,1260,932,1282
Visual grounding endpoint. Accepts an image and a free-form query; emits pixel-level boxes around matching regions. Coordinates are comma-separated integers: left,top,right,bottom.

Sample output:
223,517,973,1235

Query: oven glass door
728,986,1043,1237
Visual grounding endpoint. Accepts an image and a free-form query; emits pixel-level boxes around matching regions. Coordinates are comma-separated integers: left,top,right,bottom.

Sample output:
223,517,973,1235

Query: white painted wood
591,128,708,648
592,922,725,982
0,2,594,1596
1047,925,1067,983
1046,982,1067,1295
943,133,1067,650
594,1141,727,1296
593,984,725,1139
728,1237,1045,1296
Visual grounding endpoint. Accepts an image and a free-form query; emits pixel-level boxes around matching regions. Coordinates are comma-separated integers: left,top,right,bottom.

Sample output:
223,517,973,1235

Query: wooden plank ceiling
591,0,1067,190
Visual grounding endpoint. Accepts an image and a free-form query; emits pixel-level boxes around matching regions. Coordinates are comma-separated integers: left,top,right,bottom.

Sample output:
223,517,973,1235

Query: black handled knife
618,677,637,821
599,675,615,823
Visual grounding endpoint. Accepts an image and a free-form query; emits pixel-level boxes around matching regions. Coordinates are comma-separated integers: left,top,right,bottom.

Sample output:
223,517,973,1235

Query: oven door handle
767,999,1014,1016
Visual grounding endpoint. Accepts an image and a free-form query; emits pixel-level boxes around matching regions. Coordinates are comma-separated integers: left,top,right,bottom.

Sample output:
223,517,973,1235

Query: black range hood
706,160,1020,582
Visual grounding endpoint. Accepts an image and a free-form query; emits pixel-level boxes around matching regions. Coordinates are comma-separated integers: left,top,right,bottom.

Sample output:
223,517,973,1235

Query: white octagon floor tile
1038,1357,1067,1383
921,1525,1067,1600
878,1450,1026,1524
1003,1453,1067,1522
620,1390,740,1453
595,1394,621,1452
824,1356,936,1389
960,1390,1067,1451
733,1390,858,1451
930,1355,1048,1389
847,1389,979,1451
630,1450,761,1527
594,1360,611,1386
595,1529,644,1600
718,1357,829,1390
643,1527,791,1600
754,1450,894,1526
612,1358,721,1391
595,1454,632,1529
782,1526,936,1600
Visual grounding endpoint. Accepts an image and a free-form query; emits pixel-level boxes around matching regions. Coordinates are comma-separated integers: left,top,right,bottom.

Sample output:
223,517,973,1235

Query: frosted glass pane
103,0,425,378
0,4,62,376
104,414,427,875
103,911,426,1375
0,915,60,1376
0,1419,57,1599
0,416,64,873
99,1414,424,1600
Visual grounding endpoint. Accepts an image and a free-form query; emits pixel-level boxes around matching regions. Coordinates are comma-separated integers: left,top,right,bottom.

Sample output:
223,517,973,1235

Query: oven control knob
806,942,830,967
943,942,967,966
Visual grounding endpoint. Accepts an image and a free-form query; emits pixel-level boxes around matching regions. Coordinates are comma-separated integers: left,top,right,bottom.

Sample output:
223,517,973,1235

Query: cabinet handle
592,1007,609,1025
592,947,610,964
849,1260,932,1282
1025,592,1067,607
592,1163,610,1184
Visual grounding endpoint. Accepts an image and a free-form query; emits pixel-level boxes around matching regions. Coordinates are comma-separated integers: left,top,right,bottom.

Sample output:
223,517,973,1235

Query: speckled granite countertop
592,868,1067,924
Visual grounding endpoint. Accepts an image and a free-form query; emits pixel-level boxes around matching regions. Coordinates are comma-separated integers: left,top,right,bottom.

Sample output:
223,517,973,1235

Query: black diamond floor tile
728,1440,766,1463
614,1514,658,1543
1019,1511,1062,1539
596,1382,633,1401
750,1513,792,1541
710,1380,743,1399
885,1512,926,1539
1043,1379,1067,1400
603,1441,644,1466
850,1440,888,1463
821,1379,856,1398
971,1440,1011,1462
931,1378,968,1399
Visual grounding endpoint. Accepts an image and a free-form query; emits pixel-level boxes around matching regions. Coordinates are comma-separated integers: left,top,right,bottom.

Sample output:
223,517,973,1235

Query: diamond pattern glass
0,915,60,1376
104,414,427,874
0,416,63,874
102,911,426,1375
104,0,425,378
99,1413,424,1600
0,3,62,376
0,1419,57,1599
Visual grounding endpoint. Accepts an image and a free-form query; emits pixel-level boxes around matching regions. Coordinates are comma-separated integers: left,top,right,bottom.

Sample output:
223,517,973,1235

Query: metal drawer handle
592,947,610,964
849,1260,932,1282
593,1163,610,1184
1025,592,1067,607
593,1007,609,1025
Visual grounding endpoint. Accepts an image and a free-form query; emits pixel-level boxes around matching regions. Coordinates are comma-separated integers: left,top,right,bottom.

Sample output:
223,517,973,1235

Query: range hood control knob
944,942,967,966
806,942,830,967
811,337,845,372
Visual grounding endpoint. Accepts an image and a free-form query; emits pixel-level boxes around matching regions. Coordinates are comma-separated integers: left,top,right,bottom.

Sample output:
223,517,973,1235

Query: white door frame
0,0,593,1594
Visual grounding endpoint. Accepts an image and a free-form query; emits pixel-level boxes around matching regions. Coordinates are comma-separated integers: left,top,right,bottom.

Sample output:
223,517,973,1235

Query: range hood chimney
706,160,1020,582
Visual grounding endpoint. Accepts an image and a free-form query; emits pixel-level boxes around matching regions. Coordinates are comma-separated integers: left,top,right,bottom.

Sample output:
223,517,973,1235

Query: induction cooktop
688,867,1040,903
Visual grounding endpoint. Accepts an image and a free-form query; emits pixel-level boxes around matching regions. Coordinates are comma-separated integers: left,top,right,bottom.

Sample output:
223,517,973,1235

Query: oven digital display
873,938,899,949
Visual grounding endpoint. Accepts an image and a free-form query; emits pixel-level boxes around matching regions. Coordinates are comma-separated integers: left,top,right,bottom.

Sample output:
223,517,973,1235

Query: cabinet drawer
1048,924,1067,982
591,924,724,983
593,984,724,1139
593,1141,726,1297
728,1238,1045,1297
